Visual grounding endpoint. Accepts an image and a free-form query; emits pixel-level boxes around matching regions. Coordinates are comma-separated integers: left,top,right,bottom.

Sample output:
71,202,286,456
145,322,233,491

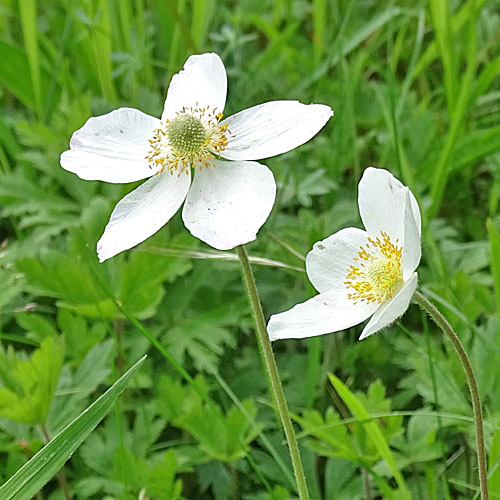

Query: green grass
1,1,500,499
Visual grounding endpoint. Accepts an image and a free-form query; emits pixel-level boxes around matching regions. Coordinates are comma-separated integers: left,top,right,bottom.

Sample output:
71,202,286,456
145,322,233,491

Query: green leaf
16,249,109,306
144,450,183,500
329,374,410,497
56,310,107,364
0,355,146,500
118,250,189,320
414,0,486,77
19,0,43,118
324,458,360,500
487,219,500,320
357,380,403,440
295,408,358,461
157,375,258,462
47,339,114,433
164,315,235,373
0,337,64,425
0,40,36,109
452,125,500,172
266,485,292,500
488,416,500,495
0,266,23,313
428,0,457,111
198,461,231,500
15,313,58,343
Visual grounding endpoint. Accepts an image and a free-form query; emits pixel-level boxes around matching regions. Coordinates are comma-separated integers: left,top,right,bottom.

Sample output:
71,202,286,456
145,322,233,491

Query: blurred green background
1,0,500,499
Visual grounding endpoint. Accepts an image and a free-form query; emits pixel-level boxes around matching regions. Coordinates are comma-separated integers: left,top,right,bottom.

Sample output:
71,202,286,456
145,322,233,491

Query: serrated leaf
0,337,64,425
0,267,23,312
144,450,183,500
329,374,410,498
15,313,58,343
164,317,235,373
157,375,258,462
47,339,114,433
296,408,358,461
16,249,109,306
0,355,146,500
118,251,183,320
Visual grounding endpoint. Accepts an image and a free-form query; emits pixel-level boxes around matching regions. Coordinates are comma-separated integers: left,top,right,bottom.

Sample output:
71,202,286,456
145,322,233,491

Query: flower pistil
146,104,229,175
344,231,403,305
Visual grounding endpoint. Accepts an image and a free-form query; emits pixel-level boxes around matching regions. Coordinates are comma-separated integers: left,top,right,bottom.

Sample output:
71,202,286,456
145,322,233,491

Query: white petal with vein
60,108,160,183
162,53,227,121
97,171,191,261
358,167,408,241
306,227,368,294
359,272,418,340
268,289,378,341
221,101,333,161
182,160,276,250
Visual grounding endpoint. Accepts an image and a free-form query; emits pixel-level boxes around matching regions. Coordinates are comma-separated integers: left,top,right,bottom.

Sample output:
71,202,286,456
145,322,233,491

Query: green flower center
344,231,403,304
146,106,229,175
366,258,400,289
167,114,207,155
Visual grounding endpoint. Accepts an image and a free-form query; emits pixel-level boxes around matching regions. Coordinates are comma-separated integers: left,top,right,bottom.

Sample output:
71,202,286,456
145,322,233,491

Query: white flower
268,167,421,341
60,53,333,262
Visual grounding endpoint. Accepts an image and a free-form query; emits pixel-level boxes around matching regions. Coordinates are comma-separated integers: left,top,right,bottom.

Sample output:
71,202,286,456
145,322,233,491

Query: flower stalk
237,245,310,500
413,290,489,500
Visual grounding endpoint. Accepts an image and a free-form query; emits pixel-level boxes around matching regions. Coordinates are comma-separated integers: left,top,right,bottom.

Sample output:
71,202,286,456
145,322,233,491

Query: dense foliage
1,0,500,499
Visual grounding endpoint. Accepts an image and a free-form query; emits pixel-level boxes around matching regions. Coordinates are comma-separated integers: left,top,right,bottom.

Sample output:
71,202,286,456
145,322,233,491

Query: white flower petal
402,190,421,280
182,160,276,250
408,188,421,238
359,272,418,340
220,101,333,161
162,53,227,121
268,289,378,341
358,167,409,241
60,108,160,183
306,227,368,294
97,171,191,262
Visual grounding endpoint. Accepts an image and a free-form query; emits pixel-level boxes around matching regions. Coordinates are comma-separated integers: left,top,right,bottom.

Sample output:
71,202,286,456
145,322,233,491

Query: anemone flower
60,53,333,262
268,167,421,341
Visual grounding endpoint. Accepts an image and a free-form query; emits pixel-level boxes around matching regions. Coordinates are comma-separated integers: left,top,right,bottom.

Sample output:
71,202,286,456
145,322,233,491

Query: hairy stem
237,245,310,500
413,290,489,500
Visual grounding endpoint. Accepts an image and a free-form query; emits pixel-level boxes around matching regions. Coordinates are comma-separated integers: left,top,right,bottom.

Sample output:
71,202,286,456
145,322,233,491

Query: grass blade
487,219,500,321
428,0,457,114
191,0,212,48
0,40,36,109
0,356,146,500
313,0,326,67
413,0,486,77
18,0,42,119
428,16,478,220
295,5,402,93
83,0,117,102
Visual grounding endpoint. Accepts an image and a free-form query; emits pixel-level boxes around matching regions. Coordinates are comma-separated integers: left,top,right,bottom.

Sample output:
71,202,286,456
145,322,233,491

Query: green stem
237,245,310,500
413,290,489,500
362,468,372,500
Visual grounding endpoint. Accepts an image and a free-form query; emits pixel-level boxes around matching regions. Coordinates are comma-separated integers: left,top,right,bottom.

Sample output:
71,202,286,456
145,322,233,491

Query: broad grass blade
0,356,146,500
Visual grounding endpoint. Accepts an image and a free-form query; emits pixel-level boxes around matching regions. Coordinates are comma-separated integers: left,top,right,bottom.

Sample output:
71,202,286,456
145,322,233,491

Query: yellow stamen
344,231,403,305
145,104,229,176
